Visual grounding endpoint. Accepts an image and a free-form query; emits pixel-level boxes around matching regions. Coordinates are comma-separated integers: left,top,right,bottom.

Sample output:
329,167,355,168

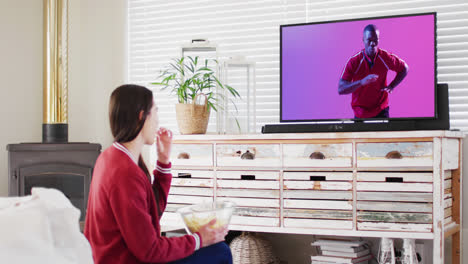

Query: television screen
281,12,436,122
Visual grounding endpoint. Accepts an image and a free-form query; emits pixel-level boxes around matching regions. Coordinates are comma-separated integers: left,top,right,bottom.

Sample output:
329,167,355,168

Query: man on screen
338,24,409,118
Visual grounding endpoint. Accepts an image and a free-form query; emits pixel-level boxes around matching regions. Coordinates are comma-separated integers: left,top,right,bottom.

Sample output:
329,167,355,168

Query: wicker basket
230,232,280,264
175,94,210,134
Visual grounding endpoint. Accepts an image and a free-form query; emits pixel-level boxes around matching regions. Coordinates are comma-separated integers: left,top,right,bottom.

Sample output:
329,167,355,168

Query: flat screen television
280,12,436,125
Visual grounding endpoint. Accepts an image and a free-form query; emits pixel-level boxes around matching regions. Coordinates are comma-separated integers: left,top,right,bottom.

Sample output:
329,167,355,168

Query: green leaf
169,62,183,75
229,98,239,112
198,67,213,72
208,101,217,112
188,56,199,67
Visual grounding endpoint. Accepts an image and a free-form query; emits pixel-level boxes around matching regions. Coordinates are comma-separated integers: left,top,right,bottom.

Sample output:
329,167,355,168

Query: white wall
0,0,126,196
0,0,43,196
68,0,127,147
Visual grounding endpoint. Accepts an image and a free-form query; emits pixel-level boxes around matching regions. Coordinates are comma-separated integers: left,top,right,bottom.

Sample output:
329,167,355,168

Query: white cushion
0,187,93,264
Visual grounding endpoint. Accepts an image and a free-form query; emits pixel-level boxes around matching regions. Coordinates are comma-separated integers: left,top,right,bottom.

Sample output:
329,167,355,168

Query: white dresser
160,130,464,264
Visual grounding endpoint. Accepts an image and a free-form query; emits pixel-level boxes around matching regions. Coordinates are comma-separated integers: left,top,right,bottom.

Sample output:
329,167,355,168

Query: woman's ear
139,110,145,121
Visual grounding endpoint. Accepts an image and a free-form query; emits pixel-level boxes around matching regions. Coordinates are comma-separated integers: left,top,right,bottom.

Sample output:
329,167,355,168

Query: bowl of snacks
177,200,235,234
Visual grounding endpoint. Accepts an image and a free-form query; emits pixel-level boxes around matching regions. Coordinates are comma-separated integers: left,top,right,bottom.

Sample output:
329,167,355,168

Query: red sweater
84,143,200,264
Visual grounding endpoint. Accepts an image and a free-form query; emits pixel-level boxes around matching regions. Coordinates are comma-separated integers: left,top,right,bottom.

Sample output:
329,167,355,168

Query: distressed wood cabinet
160,131,464,264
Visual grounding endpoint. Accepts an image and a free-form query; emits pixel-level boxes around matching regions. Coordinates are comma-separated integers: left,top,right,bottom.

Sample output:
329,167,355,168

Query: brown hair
109,84,153,180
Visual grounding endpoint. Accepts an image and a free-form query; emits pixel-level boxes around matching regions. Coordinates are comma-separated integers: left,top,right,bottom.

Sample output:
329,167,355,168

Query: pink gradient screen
281,13,435,121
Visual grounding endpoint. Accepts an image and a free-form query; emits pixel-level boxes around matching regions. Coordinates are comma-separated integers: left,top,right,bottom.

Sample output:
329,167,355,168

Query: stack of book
311,239,372,264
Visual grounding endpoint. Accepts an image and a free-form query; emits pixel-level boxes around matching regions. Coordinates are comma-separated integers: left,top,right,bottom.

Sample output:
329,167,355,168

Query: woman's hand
197,219,229,247
156,127,172,164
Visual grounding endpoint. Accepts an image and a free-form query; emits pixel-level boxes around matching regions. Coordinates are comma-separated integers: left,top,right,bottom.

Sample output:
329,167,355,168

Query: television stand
161,131,464,264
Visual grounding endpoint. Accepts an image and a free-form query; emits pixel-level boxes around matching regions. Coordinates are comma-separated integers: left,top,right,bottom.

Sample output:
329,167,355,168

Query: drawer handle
309,151,325,159
177,152,190,159
385,177,403,182
241,150,255,160
385,151,403,159
310,176,326,181
178,173,192,178
241,175,256,180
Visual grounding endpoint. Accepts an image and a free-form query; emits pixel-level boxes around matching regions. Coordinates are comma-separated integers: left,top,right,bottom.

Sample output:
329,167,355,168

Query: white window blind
128,0,468,133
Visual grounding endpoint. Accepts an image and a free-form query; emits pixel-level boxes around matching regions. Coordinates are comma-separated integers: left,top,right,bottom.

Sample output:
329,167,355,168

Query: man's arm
338,74,379,95
382,63,408,93
338,79,361,95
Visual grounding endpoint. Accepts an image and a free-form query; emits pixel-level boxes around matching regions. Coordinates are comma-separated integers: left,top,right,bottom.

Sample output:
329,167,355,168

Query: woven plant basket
230,232,280,264
175,94,210,134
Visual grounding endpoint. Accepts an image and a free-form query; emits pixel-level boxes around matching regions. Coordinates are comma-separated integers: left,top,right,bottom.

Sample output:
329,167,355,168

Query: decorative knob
385,151,403,159
241,150,255,160
309,151,325,160
177,152,190,159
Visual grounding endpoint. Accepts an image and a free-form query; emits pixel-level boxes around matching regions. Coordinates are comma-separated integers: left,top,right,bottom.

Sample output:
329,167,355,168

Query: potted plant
152,56,240,134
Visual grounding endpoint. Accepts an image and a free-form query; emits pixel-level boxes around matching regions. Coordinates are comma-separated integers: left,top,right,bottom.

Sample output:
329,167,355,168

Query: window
128,0,468,132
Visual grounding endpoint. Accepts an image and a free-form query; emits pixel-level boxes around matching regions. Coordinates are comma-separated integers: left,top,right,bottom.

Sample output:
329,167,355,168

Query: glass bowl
177,200,235,234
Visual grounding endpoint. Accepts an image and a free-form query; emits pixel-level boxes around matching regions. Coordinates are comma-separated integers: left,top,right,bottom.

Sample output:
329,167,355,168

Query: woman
84,84,231,264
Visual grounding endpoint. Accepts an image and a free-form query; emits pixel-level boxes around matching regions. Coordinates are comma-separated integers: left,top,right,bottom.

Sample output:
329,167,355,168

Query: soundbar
262,121,418,133
262,84,449,134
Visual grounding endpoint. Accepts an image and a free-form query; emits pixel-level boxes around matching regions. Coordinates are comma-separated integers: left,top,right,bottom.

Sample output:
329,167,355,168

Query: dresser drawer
356,172,433,233
283,143,352,168
217,170,279,189
283,172,353,191
216,170,280,227
230,215,280,227
171,144,213,167
162,170,214,230
357,172,433,183
216,144,280,168
167,170,214,208
356,172,433,192
283,172,353,230
169,170,214,196
172,169,214,179
356,142,433,169
284,219,353,230
356,222,433,232
171,170,214,188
